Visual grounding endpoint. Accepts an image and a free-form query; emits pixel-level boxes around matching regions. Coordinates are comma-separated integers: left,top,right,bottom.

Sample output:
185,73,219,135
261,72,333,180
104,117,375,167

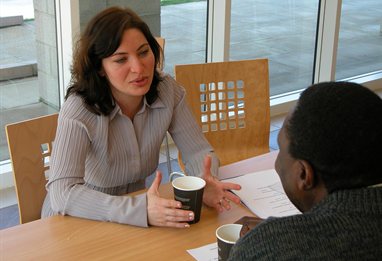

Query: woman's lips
130,77,148,87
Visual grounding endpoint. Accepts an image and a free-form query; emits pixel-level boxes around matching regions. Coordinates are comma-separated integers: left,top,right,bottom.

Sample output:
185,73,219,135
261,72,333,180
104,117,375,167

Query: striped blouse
41,74,219,227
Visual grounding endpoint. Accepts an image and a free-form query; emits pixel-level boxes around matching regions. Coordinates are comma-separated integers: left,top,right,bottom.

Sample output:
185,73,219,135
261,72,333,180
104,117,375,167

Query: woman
42,6,241,228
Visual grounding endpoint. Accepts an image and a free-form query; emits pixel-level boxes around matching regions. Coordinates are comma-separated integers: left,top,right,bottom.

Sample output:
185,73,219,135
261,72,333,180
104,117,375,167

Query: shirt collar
109,95,166,120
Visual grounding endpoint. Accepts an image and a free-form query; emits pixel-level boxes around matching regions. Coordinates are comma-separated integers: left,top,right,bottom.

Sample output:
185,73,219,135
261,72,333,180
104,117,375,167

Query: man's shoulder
229,215,303,260
237,215,307,245
233,214,323,252
231,209,382,260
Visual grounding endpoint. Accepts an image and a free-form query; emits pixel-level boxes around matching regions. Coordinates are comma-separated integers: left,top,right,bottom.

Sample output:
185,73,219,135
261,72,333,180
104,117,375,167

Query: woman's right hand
147,171,194,228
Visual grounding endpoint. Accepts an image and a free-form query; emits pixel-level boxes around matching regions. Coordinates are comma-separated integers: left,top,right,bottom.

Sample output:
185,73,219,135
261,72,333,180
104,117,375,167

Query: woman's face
101,28,155,103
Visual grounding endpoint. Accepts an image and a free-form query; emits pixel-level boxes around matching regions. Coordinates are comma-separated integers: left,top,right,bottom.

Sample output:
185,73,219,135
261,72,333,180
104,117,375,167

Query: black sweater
229,187,382,260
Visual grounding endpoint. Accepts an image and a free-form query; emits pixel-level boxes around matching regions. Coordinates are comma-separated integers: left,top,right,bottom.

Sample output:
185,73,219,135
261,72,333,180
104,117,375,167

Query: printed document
225,169,300,219
187,242,217,261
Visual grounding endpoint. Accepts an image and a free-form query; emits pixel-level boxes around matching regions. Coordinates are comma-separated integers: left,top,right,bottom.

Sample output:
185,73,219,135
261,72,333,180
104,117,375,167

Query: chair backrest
175,59,270,166
5,113,58,224
155,36,165,70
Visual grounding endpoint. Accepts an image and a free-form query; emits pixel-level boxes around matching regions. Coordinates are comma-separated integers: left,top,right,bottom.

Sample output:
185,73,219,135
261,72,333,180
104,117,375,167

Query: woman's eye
139,49,149,57
114,57,127,64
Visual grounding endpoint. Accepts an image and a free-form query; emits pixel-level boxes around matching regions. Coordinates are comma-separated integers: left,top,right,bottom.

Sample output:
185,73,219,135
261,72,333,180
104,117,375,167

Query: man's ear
296,160,315,190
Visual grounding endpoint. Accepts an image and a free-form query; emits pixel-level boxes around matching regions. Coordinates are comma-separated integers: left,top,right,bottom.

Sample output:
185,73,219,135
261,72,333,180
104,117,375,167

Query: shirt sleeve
45,99,148,227
165,76,220,177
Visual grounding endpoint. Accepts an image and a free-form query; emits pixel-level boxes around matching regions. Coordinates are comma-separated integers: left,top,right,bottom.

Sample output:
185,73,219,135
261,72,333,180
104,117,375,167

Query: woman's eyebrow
111,43,149,56
137,43,149,51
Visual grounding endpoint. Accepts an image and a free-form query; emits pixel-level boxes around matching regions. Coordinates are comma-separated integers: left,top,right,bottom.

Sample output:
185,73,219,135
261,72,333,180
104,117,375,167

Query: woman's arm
165,77,219,177
46,99,148,227
163,77,241,211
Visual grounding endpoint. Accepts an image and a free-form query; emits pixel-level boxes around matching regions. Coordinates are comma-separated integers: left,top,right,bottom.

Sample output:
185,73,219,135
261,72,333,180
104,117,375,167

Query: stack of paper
224,169,300,219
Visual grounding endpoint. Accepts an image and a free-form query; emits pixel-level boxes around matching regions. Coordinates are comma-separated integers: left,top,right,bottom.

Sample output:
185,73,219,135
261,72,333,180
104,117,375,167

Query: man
229,81,382,260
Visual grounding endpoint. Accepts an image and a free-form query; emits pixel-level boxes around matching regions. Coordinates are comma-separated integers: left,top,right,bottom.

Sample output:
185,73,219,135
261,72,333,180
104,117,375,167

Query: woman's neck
115,96,143,120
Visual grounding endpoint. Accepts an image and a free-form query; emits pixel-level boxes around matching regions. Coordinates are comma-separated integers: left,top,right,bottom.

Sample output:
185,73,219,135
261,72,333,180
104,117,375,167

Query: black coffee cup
216,224,243,261
172,176,206,224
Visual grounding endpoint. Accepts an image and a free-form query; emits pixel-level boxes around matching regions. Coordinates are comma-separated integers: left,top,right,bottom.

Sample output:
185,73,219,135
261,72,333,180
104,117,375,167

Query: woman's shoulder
60,94,97,121
158,72,183,89
157,73,186,100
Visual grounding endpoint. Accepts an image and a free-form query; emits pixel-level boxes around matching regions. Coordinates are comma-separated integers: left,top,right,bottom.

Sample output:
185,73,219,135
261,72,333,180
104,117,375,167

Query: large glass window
230,0,320,96
1,0,381,164
160,0,208,75
0,0,59,161
336,0,382,80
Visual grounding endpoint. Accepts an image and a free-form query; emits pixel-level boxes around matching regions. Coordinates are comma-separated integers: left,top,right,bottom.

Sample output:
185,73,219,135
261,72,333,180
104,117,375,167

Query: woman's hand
147,171,194,228
202,155,242,212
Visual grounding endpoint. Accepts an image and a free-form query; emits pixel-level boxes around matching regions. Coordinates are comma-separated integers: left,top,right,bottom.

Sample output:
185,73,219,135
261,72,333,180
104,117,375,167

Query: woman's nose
130,56,144,73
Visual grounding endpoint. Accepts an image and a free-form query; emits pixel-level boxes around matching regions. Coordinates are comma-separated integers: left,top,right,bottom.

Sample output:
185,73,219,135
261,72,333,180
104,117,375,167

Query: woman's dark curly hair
66,6,162,115
286,81,382,193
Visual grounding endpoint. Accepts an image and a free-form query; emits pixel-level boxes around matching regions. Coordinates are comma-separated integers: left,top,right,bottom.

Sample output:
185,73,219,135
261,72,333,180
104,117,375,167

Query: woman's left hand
202,155,242,212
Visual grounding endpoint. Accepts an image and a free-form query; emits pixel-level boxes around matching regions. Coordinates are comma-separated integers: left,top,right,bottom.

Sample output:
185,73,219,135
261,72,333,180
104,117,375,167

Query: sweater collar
368,183,382,188
310,187,382,214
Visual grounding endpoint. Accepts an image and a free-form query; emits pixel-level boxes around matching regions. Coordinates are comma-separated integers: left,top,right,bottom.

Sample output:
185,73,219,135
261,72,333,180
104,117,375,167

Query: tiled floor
0,204,18,229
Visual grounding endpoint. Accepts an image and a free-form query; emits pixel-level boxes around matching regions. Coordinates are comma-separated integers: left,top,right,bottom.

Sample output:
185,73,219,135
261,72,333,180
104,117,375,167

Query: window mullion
207,0,231,62
314,0,342,83
55,0,80,106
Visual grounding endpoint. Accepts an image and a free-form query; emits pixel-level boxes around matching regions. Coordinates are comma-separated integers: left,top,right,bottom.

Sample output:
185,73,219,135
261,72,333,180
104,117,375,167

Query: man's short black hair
286,81,382,193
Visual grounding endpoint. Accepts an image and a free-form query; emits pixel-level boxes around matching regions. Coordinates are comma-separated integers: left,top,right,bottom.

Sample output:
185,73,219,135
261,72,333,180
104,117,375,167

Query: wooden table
0,151,278,260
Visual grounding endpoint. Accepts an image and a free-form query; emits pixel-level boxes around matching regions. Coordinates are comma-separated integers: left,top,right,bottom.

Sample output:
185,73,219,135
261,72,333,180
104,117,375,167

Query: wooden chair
175,59,270,169
5,113,58,224
155,36,165,70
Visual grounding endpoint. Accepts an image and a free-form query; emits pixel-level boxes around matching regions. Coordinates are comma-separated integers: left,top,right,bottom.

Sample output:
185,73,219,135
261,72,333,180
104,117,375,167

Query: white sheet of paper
187,242,218,261
225,169,301,219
